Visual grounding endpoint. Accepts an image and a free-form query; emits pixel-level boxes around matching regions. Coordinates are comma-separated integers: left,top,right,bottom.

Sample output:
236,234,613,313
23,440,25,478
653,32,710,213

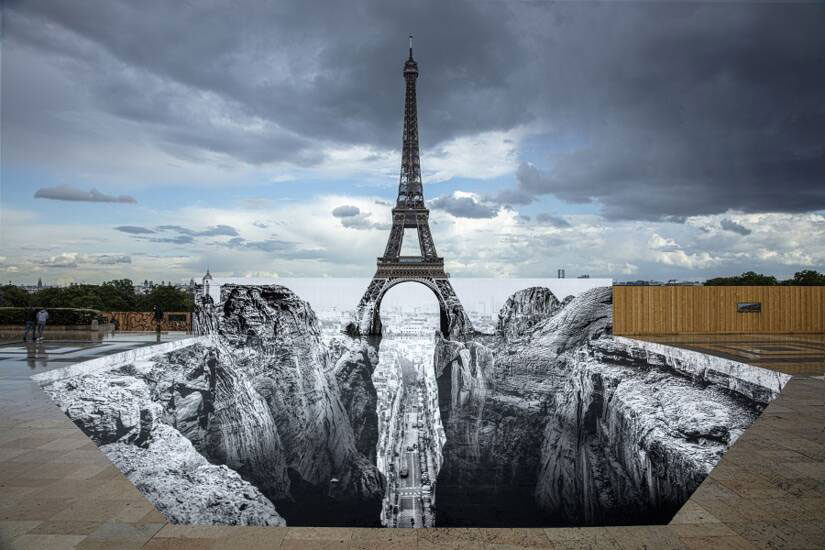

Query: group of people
23,307,49,342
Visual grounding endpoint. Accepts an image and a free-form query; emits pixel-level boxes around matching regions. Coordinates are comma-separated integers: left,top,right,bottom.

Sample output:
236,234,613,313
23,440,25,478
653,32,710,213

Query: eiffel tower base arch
353,276,472,339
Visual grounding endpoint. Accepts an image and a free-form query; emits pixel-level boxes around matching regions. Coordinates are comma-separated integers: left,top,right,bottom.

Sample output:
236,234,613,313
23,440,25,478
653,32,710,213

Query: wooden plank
612,286,825,335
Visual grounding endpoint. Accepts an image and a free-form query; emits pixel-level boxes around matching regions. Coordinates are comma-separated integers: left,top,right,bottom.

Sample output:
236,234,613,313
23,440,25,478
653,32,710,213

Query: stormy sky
1,0,823,285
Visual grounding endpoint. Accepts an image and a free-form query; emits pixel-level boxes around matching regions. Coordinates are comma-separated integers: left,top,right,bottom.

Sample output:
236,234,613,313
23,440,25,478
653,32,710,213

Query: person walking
36,308,49,341
152,304,164,341
22,307,37,342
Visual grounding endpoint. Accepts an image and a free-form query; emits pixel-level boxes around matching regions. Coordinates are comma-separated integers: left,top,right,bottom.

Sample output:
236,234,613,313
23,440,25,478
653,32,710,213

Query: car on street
400,467,409,478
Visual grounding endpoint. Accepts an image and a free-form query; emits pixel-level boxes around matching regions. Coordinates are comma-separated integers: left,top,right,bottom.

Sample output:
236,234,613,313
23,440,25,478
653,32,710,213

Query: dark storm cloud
6,1,825,219
489,2,825,220
34,184,136,203
332,205,361,218
720,218,751,236
115,225,155,234
330,204,390,229
5,0,526,166
429,195,498,219
535,213,571,228
489,187,535,207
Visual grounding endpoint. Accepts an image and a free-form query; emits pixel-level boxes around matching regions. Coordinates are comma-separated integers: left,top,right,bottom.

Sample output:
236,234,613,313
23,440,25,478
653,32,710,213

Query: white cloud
2,194,824,284
34,253,132,268
648,233,680,251
423,127,525,183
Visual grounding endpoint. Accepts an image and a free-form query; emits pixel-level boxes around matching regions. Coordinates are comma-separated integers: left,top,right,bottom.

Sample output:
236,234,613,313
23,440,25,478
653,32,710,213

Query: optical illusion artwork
38,42,788,529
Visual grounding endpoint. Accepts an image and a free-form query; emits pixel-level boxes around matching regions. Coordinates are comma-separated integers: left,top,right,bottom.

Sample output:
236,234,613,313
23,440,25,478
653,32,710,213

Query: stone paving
0,334,823,549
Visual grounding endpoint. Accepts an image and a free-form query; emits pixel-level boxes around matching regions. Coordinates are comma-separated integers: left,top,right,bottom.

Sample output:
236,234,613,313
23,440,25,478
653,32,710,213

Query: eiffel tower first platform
355,37,473,338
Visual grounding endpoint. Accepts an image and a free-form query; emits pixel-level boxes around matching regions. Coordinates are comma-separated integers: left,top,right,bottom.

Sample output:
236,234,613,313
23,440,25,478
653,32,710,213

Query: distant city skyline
204,277,610,315
2,2,823,284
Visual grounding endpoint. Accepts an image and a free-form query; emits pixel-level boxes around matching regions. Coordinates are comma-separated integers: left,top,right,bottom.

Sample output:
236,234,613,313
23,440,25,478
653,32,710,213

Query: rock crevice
45,284,384,527
433,286,765,527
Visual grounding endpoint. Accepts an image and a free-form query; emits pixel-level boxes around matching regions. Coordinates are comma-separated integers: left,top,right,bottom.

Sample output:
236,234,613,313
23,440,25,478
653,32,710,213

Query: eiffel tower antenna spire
354,39,472,338
398,34,422,208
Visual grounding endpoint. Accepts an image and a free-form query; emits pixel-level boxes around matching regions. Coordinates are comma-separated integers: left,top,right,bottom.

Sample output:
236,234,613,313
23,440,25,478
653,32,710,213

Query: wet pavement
0,333,191,381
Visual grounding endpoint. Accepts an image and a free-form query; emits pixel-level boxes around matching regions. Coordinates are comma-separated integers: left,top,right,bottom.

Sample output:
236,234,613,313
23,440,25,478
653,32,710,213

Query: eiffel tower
355,37,472,338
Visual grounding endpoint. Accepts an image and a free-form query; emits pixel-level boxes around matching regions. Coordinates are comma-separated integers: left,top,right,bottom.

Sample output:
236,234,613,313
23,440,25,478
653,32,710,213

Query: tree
704,271,778,286
137,285,193,312
0,285,30,307
705,270,825,286
99,279,137,310
68,293,105,311
784,270,825,286
2,279,194,313
31,286,64,308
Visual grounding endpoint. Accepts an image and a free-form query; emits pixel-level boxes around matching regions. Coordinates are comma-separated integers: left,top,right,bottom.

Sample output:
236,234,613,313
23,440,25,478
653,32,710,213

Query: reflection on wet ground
0,333,191,380
635,333,825,375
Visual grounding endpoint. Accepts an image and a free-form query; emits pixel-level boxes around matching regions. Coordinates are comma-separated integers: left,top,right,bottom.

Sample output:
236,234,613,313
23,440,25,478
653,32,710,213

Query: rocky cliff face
102,424,285,526
45,284,384,527
206,285,384,525
496,286,564,340
535,338,758,525
44,356,285,526
433,286,765,527
328,335,381,463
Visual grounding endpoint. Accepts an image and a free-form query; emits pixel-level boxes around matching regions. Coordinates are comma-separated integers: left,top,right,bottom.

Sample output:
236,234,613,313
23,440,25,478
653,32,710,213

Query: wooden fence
102,311,192,332
613,286,825,335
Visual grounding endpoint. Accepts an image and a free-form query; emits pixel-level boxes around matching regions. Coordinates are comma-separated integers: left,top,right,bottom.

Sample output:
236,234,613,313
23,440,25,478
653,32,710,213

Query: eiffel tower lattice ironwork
355,37,472,338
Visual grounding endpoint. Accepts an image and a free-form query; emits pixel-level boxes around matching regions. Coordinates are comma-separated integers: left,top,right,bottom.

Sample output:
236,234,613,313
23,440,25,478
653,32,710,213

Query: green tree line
0,279,194,311
704,270,825,286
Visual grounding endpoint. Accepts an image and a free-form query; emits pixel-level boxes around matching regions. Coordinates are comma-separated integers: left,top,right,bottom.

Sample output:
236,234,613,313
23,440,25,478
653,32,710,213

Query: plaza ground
0,332,823,549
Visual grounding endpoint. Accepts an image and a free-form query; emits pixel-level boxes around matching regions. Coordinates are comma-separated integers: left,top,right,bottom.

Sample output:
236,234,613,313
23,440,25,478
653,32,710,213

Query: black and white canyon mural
39,282,788,527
